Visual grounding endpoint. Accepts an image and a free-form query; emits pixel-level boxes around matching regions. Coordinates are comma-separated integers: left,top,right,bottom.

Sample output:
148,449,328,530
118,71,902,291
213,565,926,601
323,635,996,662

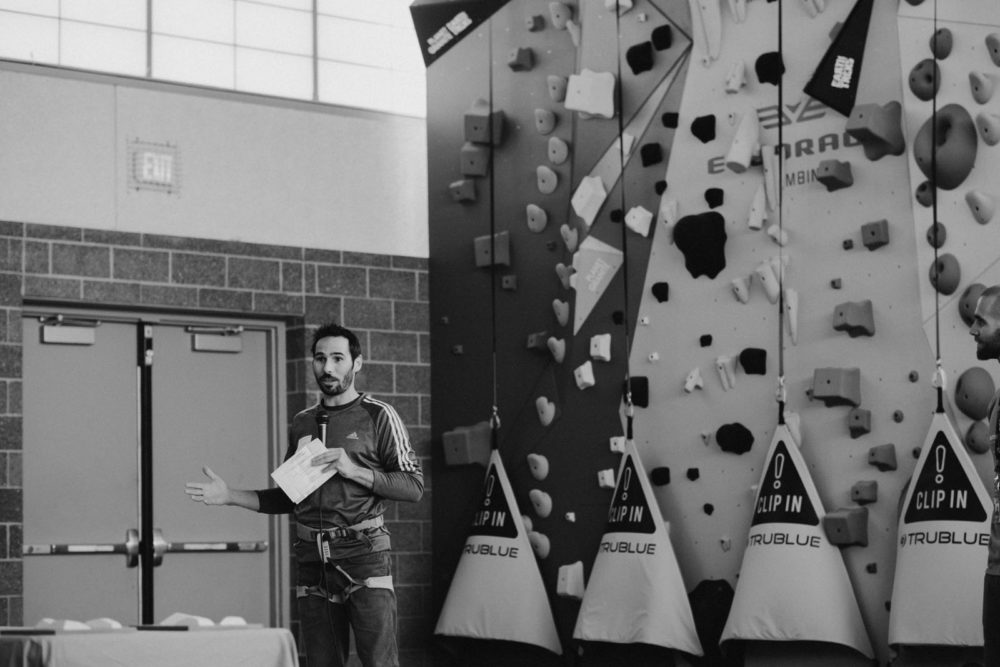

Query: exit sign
128,140,181,194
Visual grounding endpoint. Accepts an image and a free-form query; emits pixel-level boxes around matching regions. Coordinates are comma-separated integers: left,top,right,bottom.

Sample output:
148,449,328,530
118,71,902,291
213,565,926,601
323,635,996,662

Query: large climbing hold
908,59,939,101
845,101,905,161
441,422,492,467
833,299,876,337
823,507,869,546
673,212,728,279
930,27,952,59
913,104,978,190
955,366,995,421
464,98,505,146
565,70,617,119
725,110,760,172
816,159,853,192
811,367,862,407
928,253,961,295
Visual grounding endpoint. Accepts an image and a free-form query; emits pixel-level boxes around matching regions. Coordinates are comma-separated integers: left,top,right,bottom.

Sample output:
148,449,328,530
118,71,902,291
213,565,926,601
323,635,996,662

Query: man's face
313,336,360,397
970,296,1000,361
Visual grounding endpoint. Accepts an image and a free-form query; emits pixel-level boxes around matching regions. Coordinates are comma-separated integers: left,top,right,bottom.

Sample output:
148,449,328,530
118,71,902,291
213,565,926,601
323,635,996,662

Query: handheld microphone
316,410,329,444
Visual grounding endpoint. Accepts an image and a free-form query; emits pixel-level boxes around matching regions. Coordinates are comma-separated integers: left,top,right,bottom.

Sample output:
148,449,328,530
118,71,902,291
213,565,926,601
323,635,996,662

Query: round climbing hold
926,221,946,248
908,58,939,101
955,366,995,421
928,253,960,295
913,104,978,190
930,28,952,59
966,421,991,455
915,181,934,208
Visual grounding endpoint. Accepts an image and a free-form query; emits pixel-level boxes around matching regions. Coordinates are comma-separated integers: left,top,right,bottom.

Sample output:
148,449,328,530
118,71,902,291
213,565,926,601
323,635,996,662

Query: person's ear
354,355,363,374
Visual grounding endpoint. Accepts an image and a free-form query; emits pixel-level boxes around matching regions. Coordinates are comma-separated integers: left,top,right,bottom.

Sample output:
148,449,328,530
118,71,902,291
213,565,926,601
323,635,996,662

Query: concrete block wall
0,220,432,665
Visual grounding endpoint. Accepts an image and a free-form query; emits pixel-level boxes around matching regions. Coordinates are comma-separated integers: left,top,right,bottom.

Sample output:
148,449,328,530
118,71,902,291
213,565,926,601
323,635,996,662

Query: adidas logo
346,432,359,440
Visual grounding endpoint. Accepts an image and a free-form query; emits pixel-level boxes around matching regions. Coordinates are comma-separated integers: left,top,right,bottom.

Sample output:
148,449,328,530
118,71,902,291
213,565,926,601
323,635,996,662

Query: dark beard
318,368,354,396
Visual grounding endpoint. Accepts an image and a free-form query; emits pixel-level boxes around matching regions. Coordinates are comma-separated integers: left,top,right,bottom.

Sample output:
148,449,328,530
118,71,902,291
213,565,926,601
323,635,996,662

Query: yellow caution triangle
573,439,703,655
888,411,992,646
434,450,562,654
721,424,873,658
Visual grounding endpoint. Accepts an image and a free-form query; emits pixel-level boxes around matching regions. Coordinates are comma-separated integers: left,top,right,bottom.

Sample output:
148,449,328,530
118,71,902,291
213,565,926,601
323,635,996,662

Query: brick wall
0,220,432,665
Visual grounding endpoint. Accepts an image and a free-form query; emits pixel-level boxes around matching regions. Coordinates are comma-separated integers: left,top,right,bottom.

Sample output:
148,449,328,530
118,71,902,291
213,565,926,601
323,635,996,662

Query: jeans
986,573,1000,667
296,543,398,667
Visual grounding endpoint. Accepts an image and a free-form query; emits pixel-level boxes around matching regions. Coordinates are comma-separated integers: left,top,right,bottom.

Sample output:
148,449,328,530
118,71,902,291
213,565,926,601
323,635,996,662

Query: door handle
152,528,167,567
150,528,267,566
23,528,141,568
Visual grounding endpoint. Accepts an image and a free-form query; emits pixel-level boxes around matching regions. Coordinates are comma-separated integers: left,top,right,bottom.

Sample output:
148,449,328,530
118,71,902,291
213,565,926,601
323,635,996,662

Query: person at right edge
185,322,424,667
971,285,1000,667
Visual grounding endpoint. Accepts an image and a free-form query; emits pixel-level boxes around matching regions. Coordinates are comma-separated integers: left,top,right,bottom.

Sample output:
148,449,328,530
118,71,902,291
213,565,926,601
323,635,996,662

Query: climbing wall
425,1,999,665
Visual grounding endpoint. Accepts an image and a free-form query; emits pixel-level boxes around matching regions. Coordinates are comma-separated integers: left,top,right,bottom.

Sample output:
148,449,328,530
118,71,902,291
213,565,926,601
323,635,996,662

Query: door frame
21,304,291,627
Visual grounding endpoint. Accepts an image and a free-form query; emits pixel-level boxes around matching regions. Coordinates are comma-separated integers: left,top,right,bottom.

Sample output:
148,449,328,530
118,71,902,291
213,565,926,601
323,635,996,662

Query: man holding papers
186,322,423,667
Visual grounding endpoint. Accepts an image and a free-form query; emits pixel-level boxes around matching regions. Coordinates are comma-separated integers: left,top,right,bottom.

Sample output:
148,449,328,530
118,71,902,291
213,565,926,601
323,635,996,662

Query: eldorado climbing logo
606,454,656,534
903,430,988,524
468,463,518,538
751,439,819,526
756,97,827,130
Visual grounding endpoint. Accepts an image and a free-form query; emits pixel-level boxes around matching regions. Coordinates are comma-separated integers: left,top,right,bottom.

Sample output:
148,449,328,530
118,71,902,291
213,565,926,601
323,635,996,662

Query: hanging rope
614,1,636,441
487,23,501,448
930,0,946,414
775,0,787,426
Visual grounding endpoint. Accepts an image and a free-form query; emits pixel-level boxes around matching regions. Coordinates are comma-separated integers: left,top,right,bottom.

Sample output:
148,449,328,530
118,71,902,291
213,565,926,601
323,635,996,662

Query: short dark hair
311,322,362,360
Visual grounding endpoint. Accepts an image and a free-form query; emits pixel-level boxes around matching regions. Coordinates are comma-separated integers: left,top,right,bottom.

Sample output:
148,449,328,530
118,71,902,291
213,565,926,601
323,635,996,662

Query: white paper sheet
270,438,336,504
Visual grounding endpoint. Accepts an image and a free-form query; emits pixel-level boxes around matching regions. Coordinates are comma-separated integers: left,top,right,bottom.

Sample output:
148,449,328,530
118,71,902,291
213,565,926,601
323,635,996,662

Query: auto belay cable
775,0,787,426
487,24,502,447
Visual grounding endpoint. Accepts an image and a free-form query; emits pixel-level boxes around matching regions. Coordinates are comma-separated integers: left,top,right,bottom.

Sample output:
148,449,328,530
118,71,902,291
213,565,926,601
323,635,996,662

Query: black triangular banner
606,454,656,534
903,430,989,523
468,463,519,538
751,440,819,526
410,0,512,68
803,0,874,116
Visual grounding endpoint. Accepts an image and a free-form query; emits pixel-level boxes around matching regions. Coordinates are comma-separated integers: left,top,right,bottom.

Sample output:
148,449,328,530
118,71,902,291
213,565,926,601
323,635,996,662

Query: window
0,0,426,117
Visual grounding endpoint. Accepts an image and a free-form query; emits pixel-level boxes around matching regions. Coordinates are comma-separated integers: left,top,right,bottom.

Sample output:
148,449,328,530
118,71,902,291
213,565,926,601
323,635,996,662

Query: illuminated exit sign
128,140,181,194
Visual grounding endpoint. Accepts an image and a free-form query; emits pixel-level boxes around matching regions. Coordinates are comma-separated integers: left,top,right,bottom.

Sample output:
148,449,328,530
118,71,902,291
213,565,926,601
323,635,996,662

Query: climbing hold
564,70,617,119
606,0,634,14
747,184,767,230
640,142,662,167
913,104,978,190
651,24,672,50
626,42,655,76
651,467,671,485
970,72,996,104
926,221,946,248
725,110,760,172
966,190,995,224
761,144,780,210
473,231,510,267
537,166,558,194
441,421,492,467
966,421,991,455
851,480,878,505
460,142,490,177
597,469,616,489
716,422,754,454
573,361,595,389
928,253,960,296
893,410,904,423
716,355,737,391
652,282,670,303
534,108,557,135
785,288,799,345
526,14,545,31
535,397,557,426
571,175,606,227
908,59,939,101
816,159,854,192
753,259,780,304
654,180,667,195
845,101,905,161
692,0,721,64
843,239,854,250
546,137,569,166
868,444,897,472
625,206,654,237
823,507,868,546
647,352,659,363
450,179,477,203
731,276,750,304
908,371,919,383
527,454,550,481
754,51,784,86
799,0,825,18
662,112,679,128
687,468,700,481
464,98,505,146
501,275,517,291
811,367,862,407
528,531,550,558
955,366,995,420
691,115,717,143
719,536,732,552
507,47,534,72
767,224,788,246
526,204,548,233
833,299,875,337
555,262,574,290
674,211,728,279
725,60,747,93
700,334,713,347
549,2,572,29
915,181,935,207
590,333,612,361
738,348,766,375
727,0,747,22
553,299,569,325
609,436,626,454
526,331,549,351
684,367,705,393
556,561,584,599
959,283,986,326
547,336,566,363
848,408,872,438
566,18,581,47
560,224,578,252
547,75,568,103
705,188,724,208
451,345,463,355
657,197,679,239
831,278,842,289
704,503,715,515
977,111,1000,146
930,27,952,59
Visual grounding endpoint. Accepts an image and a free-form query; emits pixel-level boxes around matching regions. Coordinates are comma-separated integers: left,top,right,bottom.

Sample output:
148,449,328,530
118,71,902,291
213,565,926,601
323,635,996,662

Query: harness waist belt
296,576,394,604
296,515,384,540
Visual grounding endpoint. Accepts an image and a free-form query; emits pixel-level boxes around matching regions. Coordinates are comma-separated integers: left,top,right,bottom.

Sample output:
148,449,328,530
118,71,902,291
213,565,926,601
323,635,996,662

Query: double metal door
21,310,288,626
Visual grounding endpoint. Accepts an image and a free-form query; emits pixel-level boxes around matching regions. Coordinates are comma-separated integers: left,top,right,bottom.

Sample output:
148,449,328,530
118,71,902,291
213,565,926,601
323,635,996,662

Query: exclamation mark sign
773,453,785,490
935,445,945,485
621,466,632,502
484,475,494,507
